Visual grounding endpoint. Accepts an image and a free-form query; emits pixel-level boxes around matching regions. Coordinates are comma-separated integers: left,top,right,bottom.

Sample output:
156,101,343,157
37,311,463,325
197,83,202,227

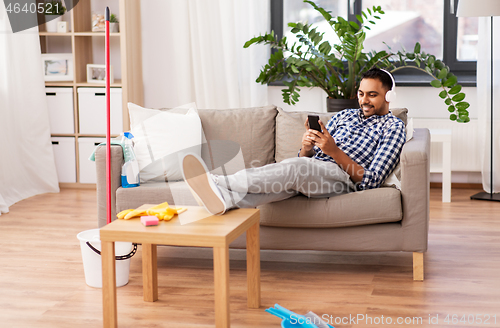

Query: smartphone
308,115,321,131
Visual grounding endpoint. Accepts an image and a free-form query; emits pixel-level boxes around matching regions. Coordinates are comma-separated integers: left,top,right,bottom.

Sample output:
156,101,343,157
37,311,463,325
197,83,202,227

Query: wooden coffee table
99,206,261,328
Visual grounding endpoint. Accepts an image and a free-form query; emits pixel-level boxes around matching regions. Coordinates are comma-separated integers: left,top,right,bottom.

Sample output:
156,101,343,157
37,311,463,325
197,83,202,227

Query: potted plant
44,0,66,33
244,0,470,123
109,13,119,33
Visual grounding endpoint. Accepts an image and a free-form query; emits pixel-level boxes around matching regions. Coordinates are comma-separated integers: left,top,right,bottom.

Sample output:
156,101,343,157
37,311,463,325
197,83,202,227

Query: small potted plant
109,13,119,33
44,0,66,33
245,0,470,122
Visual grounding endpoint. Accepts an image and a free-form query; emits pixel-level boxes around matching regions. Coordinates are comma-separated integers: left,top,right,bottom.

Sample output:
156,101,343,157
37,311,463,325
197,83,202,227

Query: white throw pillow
128,102,202,182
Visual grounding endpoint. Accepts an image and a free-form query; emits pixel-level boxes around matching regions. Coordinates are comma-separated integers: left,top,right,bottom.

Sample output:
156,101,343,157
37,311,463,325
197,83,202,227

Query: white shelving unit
40,0,143,187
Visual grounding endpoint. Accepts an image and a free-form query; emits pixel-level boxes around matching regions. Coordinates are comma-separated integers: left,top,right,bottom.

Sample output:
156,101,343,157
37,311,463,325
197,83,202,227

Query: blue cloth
88,139,127,162
306,108,406,190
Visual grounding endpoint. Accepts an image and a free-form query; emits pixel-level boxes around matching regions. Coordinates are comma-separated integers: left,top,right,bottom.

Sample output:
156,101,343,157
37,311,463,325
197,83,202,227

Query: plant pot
109,22,119,33
45,15,62,33
326,98,359,113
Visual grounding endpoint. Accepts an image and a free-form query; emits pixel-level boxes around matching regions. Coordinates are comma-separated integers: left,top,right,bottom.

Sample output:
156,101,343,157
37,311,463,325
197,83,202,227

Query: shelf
39,32,72,36
39,32,121,37
45,81,75,87
74,32,121,36
76,79,122,87
77,134,121,138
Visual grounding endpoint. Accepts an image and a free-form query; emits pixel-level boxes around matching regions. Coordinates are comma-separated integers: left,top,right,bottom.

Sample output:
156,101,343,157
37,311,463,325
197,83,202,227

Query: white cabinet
78,87,123,135
51,137,76,183
39,0,143,186
78,137,106,184
46,87,74,134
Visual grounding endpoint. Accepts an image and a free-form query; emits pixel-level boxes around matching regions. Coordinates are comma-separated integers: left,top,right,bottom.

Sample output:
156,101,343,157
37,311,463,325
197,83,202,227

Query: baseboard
430,182,482,189
59,182,97,189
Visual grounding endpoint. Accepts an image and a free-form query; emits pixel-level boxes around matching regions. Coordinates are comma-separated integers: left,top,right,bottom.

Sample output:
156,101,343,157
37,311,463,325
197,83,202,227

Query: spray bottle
121,132,140,188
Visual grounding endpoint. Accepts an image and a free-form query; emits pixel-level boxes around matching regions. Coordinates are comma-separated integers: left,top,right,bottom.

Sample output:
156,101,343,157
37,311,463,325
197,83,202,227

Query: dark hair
361,68,393,90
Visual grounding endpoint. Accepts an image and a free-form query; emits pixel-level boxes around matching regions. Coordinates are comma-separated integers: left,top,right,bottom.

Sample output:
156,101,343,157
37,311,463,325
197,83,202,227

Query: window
271,0,476,82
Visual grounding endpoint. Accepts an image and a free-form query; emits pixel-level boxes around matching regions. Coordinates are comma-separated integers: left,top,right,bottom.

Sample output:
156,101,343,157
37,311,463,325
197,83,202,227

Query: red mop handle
105,7,111,224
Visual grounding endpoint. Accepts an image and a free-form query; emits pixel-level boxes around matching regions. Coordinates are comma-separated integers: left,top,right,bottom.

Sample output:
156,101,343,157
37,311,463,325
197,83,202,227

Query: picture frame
86,64,114,84
41,53,73,81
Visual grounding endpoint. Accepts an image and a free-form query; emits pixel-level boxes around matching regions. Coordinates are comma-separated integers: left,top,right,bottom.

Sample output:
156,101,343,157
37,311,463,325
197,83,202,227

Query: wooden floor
1,188,499,328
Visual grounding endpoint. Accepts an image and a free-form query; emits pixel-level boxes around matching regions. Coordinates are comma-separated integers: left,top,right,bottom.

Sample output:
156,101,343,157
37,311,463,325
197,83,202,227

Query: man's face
357,78,390,117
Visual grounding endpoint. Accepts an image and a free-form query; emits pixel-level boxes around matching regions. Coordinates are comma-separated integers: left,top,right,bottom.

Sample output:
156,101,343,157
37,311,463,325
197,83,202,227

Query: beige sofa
95,105,430,280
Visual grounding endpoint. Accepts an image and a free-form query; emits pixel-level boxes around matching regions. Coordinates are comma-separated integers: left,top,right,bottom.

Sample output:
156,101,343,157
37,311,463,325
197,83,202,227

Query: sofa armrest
400,128,431,252
95,145,124,228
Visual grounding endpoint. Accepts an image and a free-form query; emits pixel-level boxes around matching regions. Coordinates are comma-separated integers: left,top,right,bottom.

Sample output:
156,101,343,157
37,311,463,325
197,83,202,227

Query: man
182,68,406,215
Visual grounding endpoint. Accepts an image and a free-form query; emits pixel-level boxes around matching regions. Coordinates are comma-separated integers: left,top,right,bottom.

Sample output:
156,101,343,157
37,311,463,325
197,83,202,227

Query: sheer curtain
141,0,270,109
0,7,59,215
477,17,500,193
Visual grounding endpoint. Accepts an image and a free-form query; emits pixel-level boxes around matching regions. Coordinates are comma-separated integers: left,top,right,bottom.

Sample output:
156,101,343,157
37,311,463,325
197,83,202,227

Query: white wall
269,85,481,184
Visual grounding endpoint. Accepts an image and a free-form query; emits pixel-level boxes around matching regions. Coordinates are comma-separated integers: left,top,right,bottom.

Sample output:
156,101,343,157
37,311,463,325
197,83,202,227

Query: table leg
101,241,117,328
213,246,230,328
142,243,158,302
246,221,261,309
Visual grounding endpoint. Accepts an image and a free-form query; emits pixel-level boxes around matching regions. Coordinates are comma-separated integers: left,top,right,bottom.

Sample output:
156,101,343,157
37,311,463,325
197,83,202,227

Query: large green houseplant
244,0,470,123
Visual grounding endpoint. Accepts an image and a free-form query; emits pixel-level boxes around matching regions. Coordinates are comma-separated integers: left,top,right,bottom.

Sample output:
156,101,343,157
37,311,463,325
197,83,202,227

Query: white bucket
77,229,134,288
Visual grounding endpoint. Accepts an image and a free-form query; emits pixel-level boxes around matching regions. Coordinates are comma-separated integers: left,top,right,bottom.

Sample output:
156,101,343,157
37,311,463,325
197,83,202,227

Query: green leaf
450,114,457,121
448,85,462,94
356,14,363,23
430,79,442,88
350,21,360,29
414,42,421,53
456,102,470,110
291,65,299,73
445,98,452,105
437,68,447,80
443,75,457,87
425,66,433,75
439,90,447,99
448,105,455,113
452,93,466,102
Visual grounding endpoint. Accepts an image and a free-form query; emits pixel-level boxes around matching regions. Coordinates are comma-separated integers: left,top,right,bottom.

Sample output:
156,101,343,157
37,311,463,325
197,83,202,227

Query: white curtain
0,8,59,215
477,17,500,193
141,0,270,109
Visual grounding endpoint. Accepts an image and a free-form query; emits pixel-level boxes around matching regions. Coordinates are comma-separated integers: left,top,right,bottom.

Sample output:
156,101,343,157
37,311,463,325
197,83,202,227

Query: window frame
270,0,476,86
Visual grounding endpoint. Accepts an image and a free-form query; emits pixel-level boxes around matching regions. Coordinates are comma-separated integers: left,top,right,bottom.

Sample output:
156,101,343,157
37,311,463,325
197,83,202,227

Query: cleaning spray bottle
121,132,140,188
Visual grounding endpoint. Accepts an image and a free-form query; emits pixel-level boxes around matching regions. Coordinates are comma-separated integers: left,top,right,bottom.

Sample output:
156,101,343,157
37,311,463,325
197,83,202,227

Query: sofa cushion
116,181,402,229
198,105,278,174
275,107,408,162
258,187,402,228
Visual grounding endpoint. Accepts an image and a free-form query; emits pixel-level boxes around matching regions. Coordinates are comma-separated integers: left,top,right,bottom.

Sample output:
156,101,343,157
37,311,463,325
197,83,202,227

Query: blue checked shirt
305,108,406,190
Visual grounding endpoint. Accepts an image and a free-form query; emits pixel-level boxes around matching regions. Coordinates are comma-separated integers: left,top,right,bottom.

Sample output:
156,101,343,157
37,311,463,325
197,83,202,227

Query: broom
105,7,111,224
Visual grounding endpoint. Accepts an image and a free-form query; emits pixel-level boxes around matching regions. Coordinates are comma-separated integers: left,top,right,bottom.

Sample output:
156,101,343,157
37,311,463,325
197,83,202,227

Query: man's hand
308,119,337,156
299,118,316,157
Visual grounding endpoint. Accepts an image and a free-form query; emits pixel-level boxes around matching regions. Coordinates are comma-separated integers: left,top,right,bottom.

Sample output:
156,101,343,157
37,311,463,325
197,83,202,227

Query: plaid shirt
308,108,406,190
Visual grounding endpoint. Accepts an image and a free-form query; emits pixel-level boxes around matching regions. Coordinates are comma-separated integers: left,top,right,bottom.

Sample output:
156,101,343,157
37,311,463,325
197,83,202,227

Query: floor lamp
457,0,500,201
